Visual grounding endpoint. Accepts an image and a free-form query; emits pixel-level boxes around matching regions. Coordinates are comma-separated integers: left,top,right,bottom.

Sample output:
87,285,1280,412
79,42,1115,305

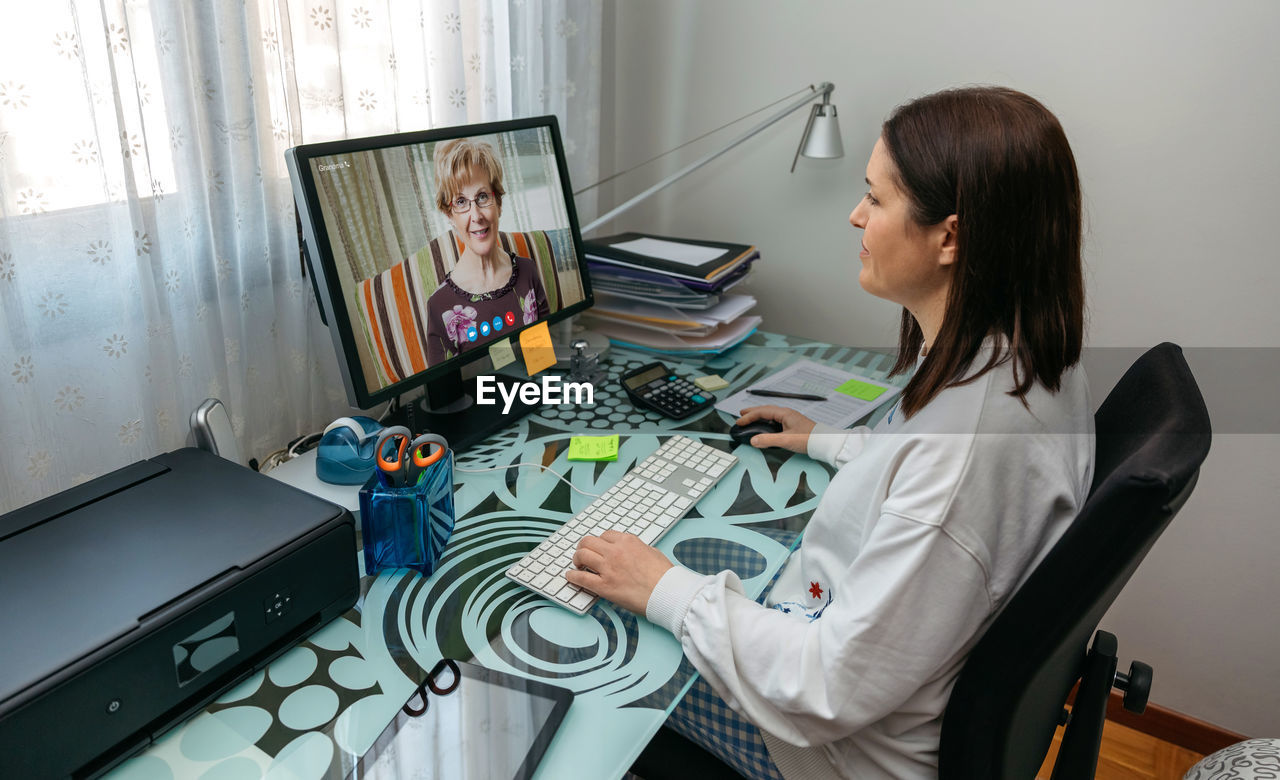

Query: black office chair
939,343,1212,779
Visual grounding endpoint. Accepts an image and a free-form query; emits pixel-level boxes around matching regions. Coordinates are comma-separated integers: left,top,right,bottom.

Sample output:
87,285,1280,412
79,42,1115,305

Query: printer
0,447,360,778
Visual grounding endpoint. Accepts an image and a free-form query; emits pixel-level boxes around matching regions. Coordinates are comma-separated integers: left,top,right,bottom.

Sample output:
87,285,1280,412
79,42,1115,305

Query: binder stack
581,232,762,355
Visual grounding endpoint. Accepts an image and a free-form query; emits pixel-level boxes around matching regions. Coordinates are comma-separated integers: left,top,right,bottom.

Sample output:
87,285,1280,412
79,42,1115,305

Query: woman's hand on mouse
737,405,816,453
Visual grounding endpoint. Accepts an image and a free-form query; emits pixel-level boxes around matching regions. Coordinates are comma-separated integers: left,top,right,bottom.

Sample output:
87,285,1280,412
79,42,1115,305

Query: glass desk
108,333,903,780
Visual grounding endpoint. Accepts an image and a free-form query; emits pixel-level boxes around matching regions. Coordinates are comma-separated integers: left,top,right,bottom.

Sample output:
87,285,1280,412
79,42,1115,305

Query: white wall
603,0,1280,737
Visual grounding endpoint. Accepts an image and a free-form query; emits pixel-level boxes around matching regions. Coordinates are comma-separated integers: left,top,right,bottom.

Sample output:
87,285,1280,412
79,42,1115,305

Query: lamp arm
580,82,835,235
790,103,822,174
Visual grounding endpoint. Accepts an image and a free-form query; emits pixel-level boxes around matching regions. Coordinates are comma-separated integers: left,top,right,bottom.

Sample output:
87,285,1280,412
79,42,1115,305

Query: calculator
620,362,713,419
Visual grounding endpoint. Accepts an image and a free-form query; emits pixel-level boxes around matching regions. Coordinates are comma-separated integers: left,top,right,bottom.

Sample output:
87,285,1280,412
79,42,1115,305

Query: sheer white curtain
0,0,602,514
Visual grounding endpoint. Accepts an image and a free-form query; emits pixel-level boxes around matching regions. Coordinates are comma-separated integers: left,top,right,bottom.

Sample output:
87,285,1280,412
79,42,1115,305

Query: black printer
0,448,360,778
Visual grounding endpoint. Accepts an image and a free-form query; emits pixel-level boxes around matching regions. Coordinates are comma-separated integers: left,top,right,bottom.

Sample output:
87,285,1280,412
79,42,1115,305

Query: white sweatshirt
646,348,1094,779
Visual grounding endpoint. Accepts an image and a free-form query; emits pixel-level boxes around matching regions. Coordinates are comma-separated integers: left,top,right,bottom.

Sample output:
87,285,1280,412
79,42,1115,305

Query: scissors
374,426,448,488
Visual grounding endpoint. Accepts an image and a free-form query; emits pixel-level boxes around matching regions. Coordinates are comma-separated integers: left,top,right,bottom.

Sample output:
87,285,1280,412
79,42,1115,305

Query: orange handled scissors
375,427,448,488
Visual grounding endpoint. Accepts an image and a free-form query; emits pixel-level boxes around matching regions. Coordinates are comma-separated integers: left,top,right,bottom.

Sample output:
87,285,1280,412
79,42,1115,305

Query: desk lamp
560,83,842,362
580,82,843,234
790,85,843,172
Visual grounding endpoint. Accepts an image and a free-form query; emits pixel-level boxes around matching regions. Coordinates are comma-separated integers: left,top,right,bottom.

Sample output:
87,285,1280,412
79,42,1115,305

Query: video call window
305,125,588,398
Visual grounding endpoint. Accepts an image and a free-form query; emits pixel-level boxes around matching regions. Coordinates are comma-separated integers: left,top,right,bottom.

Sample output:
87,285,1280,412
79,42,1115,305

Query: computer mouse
316,416,385,484
728,419,783,447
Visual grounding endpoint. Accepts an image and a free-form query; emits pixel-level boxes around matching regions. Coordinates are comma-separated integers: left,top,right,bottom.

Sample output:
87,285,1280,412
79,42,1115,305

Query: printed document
611,237,725,266
715,359,901,429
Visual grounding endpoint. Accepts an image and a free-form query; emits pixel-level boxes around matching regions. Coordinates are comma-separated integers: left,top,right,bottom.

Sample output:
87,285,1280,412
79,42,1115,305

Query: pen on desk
747,389,827,402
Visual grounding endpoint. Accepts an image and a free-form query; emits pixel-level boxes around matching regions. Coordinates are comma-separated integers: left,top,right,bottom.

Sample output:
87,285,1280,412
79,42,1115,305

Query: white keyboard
505,435,739,614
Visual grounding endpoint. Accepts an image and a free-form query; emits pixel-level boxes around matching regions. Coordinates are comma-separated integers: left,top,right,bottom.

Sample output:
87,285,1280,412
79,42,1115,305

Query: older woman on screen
424,138,549,365
567,86,1095,780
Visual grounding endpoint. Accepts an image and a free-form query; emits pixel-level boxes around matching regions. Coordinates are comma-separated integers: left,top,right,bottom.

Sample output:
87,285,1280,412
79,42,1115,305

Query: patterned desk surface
109,333,903,780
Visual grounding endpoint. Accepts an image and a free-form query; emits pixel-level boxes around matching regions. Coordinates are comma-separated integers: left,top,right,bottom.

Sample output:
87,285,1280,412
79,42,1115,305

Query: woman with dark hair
566,87,1094,780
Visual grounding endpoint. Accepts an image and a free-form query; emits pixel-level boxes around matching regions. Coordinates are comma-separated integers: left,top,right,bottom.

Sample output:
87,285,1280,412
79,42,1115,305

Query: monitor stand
549,320,610,369
387,369,540,454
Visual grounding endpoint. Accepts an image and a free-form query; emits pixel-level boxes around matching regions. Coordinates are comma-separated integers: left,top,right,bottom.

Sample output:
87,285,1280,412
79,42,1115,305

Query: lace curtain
0,0,602,514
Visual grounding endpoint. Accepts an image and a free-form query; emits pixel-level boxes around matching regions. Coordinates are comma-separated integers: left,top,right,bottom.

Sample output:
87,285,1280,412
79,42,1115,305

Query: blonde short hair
433,138,505,214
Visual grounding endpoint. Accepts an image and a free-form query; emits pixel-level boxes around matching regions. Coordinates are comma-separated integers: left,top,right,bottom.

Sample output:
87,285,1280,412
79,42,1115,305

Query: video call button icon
466,327,478,342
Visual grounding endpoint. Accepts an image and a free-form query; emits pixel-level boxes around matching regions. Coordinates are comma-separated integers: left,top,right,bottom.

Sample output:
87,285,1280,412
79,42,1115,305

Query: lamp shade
802,104,843,160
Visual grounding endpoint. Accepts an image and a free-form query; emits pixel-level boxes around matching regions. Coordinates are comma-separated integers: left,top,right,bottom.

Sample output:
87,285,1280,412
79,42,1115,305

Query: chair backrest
939,343,1212,779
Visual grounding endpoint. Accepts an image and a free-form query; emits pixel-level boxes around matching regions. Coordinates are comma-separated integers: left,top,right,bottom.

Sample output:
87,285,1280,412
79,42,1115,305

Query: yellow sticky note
488,337,515,370
567,435,619,461
518,320,556,376
834,378,888,401
694,374,729,391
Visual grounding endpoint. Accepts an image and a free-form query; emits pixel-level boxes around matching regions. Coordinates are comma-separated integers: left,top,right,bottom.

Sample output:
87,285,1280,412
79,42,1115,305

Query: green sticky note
567,435,619,461
834,378,888,401
488,337,515,370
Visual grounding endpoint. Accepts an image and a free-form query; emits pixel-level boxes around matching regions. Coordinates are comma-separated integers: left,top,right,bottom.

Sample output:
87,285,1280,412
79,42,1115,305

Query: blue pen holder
358,444,455,578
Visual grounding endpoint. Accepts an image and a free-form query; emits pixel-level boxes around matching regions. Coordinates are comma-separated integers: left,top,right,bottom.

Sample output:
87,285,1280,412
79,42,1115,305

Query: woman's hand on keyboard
737,405,817,453
566,530,673,615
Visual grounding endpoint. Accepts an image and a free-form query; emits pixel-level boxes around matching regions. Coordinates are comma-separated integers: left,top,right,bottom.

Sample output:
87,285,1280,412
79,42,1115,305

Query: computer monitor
286,116,593,449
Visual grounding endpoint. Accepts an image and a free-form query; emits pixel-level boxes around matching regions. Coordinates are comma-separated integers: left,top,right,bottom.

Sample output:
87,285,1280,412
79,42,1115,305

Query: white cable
287,432,322,458
256,448,292,473
456,462,602,498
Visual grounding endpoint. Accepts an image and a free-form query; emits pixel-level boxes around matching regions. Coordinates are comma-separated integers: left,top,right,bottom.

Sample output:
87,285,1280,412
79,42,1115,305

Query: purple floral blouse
424,252,551,365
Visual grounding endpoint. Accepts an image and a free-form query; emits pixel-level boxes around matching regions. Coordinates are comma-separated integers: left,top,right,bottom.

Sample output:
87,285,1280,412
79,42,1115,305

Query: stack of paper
715,360,901,429
583,232,760,355
588,267,742,310
586,314,763,356
588,293,756,336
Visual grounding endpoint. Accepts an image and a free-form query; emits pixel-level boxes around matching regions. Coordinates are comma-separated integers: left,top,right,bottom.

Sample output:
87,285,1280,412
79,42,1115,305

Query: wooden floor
1037,719,1204,779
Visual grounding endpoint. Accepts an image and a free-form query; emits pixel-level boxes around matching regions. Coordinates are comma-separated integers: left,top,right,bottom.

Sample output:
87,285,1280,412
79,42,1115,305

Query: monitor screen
287,116,592,410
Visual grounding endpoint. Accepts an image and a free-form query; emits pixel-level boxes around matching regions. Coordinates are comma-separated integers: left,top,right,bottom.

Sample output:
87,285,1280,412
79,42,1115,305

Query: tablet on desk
342,660,573,780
